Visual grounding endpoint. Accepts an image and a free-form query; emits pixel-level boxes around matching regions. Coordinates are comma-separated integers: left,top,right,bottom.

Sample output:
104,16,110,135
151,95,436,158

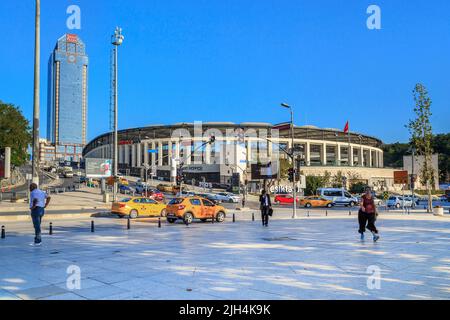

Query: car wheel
349,201,355,207
160,209,167,217
129,210,138,219
395,203,400,209
167,218,176,224
216,211,225,223
305,203,312,208
228,199,234,203
183,212,194,224
326,203,332,208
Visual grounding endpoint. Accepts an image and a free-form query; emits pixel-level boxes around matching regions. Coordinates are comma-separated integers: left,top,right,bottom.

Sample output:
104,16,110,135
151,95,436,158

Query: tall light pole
281,103,297,219
31,0,41,185
111,27,124,201
409,146,416,208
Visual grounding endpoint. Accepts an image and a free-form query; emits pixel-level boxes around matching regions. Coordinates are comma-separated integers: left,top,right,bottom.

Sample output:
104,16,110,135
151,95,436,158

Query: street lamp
408,146,417,208
280,103,297,219
32,0,41,185
111,27,124,202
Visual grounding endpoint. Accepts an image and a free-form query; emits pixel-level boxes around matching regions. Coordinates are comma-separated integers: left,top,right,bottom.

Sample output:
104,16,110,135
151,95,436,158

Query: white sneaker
29,242,42,247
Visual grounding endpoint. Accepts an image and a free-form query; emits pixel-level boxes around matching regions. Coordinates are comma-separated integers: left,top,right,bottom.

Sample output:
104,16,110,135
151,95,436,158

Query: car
157,184,174,193
165,197,226,224
195,193,221,204
119,185,134,194
141,188,165,202
387,196,414,208
215,192,241,203
111,197,167,219
317,188,358,207
299,196,334,208
119,178,129,186
274,194,300,205
176,191,196,198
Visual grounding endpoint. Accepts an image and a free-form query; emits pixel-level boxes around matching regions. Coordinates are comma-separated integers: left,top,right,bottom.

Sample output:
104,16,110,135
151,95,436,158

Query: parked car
299,196,334,208
387,196,414,208
196,193,221,204
317,188,358,207
165,197,226,224
119,185,134,194
111,197,167,219
176,191,196,198
140,188,165,202
274,194,300,205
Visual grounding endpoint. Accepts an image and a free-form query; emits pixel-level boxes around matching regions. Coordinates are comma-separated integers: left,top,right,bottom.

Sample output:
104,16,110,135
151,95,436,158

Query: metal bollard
349,211,351,216
91,221,95,232
233,213,236,223
185,218,189,227
158,217,161,228
1,226,5,239
326,210,328,217
252,212,255,221
49,222,53,235
212,214,215,224
127,218,131,230
307,211,310,217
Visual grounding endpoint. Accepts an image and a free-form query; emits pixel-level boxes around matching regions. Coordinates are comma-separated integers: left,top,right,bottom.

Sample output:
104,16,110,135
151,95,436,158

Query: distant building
47,34,88,163
403,154,439,190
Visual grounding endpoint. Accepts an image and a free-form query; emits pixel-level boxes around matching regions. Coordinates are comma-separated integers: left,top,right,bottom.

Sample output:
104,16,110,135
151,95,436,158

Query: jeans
31,207,45,243
358,210,378,234
261,206,270,226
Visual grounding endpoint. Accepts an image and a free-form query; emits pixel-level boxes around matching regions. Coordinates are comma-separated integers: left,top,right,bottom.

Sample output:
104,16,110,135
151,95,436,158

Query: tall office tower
47,34,88,163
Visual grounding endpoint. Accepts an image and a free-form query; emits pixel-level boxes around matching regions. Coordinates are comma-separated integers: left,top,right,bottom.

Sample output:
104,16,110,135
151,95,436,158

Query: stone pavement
1,213,449,300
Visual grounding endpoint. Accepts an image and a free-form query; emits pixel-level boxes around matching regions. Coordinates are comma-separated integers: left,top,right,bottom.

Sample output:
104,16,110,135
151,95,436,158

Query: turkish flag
343,121,349,134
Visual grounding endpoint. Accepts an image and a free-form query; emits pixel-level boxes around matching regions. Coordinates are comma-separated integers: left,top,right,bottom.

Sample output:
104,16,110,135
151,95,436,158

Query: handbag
268,208,273,216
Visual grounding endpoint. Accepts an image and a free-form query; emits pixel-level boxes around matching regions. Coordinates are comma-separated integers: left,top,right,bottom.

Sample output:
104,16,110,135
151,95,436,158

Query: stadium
83,122,396,191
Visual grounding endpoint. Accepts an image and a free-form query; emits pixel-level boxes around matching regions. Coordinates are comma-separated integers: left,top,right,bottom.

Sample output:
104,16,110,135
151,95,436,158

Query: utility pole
411,146,416,208
32,0,41,185
111,27,124,202
281,103,297,219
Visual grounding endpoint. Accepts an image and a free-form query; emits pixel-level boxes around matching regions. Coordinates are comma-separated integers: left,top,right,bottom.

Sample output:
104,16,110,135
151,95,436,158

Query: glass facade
47,34,88,162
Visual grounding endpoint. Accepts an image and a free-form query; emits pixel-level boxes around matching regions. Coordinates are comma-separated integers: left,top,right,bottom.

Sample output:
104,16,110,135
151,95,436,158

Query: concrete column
144,142,149,165
131,144,136,167
175,141,180,160
124,145,130,165
158,142,163,166
205,143,211,164
118,145,123,164
321,143,327,165
305,141,311,166
369,149,373,168
136,143,141,167
359,146,363,167
268,140,273,158
349,145,354,166
337,143,341,166
246,140,252,162
151,142,156,166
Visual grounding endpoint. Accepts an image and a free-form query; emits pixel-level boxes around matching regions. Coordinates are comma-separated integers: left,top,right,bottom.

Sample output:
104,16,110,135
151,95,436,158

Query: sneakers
372,233,380,242
29,242,42,247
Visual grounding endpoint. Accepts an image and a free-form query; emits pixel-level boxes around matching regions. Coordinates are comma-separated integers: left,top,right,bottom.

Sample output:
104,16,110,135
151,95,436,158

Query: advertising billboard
85,158,112,178
394,170,408,184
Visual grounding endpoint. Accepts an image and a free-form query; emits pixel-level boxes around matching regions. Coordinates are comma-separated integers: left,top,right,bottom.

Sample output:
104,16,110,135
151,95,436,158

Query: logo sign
394,171,408,184
148,149,158,153
66,34,78,43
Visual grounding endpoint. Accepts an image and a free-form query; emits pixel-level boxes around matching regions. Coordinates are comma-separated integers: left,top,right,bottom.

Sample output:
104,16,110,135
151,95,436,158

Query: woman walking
358,187,380,242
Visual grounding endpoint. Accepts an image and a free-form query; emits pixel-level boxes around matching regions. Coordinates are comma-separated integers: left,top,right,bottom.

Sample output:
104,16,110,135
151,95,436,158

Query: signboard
66,34,78,43
394,170,408,184
85,158,112,178
251,162,279,180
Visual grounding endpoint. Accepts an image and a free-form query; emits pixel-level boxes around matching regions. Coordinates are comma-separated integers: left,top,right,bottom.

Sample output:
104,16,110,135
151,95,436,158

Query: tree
406,84,435,212
350,182,367,194
432,133,450,183
0,101,32,167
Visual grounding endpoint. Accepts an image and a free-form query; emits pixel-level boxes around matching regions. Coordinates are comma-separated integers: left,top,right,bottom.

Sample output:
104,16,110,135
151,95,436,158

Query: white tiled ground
1,213,450,300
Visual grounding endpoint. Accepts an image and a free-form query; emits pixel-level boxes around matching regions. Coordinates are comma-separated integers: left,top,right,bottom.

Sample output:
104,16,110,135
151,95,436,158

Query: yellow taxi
299,196,334,208
165,197,226,224
111,196,167,219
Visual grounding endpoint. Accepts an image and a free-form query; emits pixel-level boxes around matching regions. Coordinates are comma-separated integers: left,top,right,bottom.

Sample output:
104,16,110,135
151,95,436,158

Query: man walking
358,187,379,242
29,183,51,246
259,189,272,227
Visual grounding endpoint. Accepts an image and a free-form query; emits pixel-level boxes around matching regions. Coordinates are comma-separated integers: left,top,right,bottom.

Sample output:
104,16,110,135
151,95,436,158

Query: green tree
407,84,435,212
0,101,32,167
305,175,325,196
349,181,367,194
432,133,450,183
382,142,410,168
278,158,291,180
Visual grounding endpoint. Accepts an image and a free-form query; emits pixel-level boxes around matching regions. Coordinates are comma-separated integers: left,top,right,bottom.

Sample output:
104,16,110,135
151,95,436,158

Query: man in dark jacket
259,189,272,227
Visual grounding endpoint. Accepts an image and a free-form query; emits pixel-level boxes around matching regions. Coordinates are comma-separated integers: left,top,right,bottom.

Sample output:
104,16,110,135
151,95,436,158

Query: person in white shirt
29,183,51,246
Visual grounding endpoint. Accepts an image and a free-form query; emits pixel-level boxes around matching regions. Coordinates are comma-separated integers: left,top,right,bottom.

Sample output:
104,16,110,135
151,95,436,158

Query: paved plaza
1,212,450,300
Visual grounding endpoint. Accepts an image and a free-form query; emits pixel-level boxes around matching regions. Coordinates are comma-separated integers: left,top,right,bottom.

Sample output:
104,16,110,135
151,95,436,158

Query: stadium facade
83,122,398,191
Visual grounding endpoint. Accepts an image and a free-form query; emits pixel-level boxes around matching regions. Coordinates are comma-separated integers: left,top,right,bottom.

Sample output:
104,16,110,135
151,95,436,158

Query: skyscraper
47,34,88,163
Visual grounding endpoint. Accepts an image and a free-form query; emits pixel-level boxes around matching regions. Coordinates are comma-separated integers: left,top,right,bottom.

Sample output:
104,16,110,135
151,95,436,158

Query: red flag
343,121,349,134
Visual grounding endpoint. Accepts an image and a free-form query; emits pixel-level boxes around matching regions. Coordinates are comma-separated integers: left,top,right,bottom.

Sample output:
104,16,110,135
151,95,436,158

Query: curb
0,211,113,222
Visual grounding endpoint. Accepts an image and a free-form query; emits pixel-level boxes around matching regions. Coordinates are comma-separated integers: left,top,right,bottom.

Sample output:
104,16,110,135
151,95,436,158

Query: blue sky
0,0,449,144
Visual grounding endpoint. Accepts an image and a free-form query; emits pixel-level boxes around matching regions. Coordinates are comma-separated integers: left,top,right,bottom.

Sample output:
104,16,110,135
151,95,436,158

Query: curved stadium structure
83,122,396,190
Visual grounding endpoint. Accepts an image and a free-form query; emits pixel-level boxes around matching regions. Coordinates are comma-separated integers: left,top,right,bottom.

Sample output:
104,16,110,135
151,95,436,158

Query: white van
317,188,358,207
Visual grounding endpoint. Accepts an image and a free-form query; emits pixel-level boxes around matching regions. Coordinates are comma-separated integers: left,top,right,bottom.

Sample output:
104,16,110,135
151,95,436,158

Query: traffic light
288,168,294,182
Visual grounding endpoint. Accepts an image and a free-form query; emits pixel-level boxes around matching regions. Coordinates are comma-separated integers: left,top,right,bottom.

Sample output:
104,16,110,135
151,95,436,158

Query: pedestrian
29,183,51,246
259,189,272,227
358,187,379,242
